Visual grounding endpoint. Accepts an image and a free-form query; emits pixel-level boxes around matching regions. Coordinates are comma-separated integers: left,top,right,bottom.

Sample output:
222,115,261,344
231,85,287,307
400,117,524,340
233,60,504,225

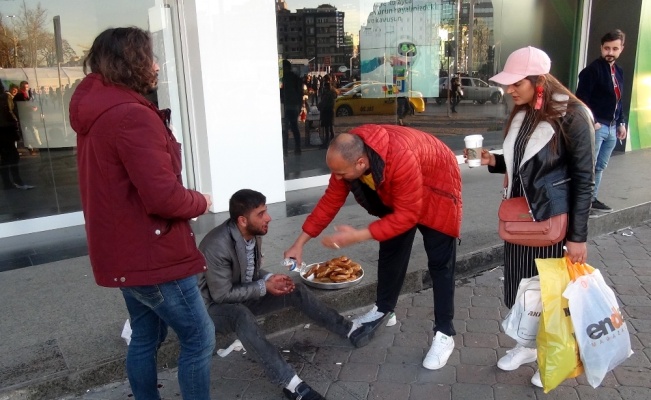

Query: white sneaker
531,369,542,388
497,344,537,371
354,307,396,327
386,312,397,327
422,332,454,370
352,306,385,325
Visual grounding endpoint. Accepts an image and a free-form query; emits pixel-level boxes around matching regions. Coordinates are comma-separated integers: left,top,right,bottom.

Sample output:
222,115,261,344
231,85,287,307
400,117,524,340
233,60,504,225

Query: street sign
323,56,331,66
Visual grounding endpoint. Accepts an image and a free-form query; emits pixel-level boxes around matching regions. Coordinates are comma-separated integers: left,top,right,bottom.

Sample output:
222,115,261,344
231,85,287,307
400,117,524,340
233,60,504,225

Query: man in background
576,29,627,215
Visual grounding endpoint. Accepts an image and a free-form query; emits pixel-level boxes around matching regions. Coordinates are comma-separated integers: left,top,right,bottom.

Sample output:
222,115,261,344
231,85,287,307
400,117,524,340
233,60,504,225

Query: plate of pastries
300,256,364,290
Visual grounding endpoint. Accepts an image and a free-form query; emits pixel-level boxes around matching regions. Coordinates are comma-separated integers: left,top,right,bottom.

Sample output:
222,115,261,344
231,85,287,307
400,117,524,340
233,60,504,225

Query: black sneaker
349,306,391,348
283,382,325,400
591,199,613,213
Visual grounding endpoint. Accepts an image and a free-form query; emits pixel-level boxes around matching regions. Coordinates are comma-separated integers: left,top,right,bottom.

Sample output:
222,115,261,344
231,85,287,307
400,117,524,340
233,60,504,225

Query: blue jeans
376,225,457,336
207,281,351,387
121,276,215,400
593,123,617,200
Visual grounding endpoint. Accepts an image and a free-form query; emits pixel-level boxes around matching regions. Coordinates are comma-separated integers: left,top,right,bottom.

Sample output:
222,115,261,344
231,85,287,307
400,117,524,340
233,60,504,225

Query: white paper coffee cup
464,134,484,167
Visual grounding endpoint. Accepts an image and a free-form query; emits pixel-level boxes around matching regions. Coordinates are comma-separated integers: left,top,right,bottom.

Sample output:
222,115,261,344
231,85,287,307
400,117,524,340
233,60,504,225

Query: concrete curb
3,203,650,400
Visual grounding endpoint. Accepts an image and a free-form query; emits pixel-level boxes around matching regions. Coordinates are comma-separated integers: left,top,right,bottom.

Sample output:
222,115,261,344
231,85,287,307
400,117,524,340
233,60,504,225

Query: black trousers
282,108,301,152
376,225,457,336
0,131,22,188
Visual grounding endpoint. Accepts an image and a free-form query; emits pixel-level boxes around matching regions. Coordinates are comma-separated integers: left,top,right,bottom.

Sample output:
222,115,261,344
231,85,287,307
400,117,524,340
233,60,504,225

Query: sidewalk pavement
1,148,650,400
61,222,651,400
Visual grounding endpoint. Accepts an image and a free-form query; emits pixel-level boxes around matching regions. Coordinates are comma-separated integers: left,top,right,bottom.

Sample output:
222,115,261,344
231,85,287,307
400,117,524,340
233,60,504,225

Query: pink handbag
498,196,567,247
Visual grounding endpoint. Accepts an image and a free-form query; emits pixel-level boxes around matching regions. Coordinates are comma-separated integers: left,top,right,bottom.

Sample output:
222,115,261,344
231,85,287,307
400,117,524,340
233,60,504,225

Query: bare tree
39,33,76,66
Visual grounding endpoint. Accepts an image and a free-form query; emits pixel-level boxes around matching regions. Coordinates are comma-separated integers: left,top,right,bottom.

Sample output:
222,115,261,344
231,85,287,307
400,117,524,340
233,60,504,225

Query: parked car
434,77,503,105
335,83,426,117
337,80,378,95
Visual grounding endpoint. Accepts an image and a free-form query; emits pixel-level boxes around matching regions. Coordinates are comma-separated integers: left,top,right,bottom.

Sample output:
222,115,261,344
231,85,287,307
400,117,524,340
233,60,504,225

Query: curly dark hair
83,27,157,95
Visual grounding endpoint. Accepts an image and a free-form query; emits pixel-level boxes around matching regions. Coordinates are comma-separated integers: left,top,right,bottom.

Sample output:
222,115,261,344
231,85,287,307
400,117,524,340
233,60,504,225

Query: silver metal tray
299,262,364,290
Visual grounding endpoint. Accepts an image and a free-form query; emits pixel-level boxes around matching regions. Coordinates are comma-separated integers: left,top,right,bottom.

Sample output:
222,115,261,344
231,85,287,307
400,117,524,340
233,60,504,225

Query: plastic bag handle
564,255,595,281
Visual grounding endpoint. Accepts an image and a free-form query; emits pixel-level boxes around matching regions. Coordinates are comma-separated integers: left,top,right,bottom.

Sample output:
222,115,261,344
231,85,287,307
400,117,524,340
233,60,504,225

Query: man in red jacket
284,125,462,370
70,28,215,399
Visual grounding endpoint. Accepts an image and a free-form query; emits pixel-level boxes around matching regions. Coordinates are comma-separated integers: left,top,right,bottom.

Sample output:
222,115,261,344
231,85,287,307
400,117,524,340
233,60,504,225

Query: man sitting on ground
198,189,363,400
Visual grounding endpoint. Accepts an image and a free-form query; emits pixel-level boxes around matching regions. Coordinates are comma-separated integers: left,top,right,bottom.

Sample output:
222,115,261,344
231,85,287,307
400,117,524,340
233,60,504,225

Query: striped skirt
503,240,565,308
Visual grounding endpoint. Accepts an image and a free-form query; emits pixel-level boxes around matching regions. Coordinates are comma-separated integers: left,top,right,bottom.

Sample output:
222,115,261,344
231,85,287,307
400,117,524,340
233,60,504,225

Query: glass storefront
276,0,580,181
0,0,190,224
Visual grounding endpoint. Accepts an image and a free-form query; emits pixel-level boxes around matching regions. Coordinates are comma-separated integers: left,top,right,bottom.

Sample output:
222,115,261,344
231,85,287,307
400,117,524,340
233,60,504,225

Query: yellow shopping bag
535,256,586,393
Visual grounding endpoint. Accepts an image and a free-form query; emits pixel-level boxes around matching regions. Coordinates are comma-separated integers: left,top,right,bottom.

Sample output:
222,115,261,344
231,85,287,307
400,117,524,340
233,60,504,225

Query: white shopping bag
502,276,541,348
563,269,633,388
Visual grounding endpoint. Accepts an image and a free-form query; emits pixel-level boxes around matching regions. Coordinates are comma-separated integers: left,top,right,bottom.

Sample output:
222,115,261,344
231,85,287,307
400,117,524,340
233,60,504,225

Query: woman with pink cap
472,46,594,387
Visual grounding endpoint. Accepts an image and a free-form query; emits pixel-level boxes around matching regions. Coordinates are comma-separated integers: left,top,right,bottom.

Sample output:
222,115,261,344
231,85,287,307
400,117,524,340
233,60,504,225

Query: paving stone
338,361,380,382
326,381,369,400
458,347,496,366
609,276,642,285
619,351,651,368
623,306,651,319
376,362,419,384
473,286,503,297
455,294,472,308
416,365,456,384
628,318,651,333
365,330,396,348
629,259,651,268
611,366,651,387
536,385,579,399
617,386,651,399
400,317,434,333
385,346,423,365
367,380,410,399
628,334,644,350
470,295,502,307
631,268,651,276
575,386,623,399
454,307,470,320
406,305,434,317
619,296,651,307
468,306,501,321
461,332,499,348
455,286,473,297
493,384,537,399
574,370,619,388
451,383,495,400
349,345,387,364
409,382,452,400
465,319,501,334
613,284,649,296
494,366,535,386
311,346,350,378
635,332,651,347
455,364,497,385
393,331,429,349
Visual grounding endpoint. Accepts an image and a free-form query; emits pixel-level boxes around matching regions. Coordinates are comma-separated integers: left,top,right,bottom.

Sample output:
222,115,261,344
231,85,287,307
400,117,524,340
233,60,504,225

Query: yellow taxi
334,83,426,117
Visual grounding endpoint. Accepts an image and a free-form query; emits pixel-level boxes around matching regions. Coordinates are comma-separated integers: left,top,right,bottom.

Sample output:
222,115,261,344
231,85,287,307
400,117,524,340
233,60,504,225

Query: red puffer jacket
70,74,207,287
303,124,462,241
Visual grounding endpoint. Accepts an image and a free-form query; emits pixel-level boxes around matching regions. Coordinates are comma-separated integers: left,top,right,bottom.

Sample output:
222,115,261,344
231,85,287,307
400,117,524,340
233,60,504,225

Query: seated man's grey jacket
197,219,271,305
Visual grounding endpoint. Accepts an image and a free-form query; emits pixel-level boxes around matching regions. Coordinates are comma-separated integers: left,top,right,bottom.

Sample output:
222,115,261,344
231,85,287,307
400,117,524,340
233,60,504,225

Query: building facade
0,0,649,239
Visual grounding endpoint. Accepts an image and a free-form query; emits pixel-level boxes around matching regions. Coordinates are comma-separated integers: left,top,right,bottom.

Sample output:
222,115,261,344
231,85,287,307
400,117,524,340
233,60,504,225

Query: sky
0,0,152,56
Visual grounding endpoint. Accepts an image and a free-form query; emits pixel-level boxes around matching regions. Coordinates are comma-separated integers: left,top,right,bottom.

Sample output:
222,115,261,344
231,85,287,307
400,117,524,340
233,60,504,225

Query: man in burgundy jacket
284,124,462,370
70,27,215,399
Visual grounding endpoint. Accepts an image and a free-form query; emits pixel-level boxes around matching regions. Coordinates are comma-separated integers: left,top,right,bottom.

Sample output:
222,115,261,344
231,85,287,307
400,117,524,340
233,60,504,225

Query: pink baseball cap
490,46,551,85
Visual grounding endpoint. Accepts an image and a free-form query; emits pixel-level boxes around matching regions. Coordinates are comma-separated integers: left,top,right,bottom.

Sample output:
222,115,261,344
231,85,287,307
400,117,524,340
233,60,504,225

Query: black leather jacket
489,104,595,242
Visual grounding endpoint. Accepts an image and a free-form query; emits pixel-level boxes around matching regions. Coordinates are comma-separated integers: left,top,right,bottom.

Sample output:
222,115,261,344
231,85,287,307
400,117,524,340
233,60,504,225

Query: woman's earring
534,86,544,110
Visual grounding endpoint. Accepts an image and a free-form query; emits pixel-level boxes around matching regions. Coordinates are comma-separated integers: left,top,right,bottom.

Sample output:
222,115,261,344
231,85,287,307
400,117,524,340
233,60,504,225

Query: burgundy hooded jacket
70,73,207,287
